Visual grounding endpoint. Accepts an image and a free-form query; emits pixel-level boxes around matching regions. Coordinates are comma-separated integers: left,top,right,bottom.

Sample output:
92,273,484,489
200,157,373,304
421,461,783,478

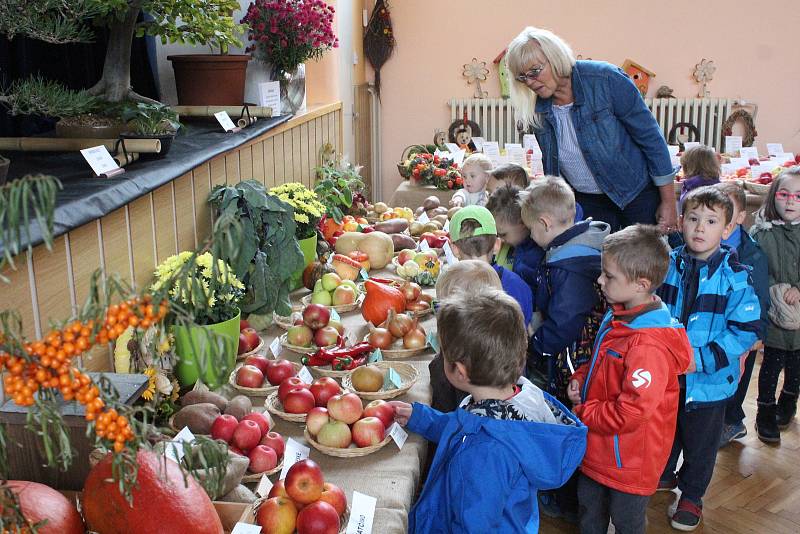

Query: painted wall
374,0,800,200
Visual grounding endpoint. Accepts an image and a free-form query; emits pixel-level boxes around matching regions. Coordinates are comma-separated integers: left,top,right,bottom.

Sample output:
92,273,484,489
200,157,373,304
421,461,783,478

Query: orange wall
374,0,800,200
306,0,341,104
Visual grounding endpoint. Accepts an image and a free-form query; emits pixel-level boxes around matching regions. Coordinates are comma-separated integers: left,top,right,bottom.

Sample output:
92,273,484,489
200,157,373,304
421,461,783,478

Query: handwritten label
214,111,237,132
165,426,195,463
445,142,461,154
345,491,377,534
426,331,440,353
767,143,785,156
298,366,313,384
80,146,121,177
667,145,680,156
729,157,749,170
507,147,527,167
739,146,759,160
330,309,341,322
504,142,522,150
670,155,681,167
270,337,282,358
418,239,431,253
359,268,369,281
451,149,466,167
387,422,408,450
231,523,262,534
774,152,796,164
750,164,767,177
720,163,736,175
367,348,383,363
442,241,458,265
257,81,281,116
442,219,450,233
471,136,485,151
385,368,403,390
725,136,742,155
417,211,430,224
683,141,700,150
522,134,540,151
279,438,310,479
255,474,273,498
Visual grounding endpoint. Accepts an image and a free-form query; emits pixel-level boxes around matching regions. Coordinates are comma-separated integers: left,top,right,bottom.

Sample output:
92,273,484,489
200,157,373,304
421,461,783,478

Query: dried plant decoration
364,0,395,99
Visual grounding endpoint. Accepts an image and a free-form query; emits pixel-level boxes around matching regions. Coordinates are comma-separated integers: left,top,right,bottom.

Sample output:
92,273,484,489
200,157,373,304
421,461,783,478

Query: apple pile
277,376,342,415
238,319,261,355
310,273,362,307
210,411,285,475
256,459,346,534
395,249,441,287
287,304,345,350
235,355,297,390
307,393,395,449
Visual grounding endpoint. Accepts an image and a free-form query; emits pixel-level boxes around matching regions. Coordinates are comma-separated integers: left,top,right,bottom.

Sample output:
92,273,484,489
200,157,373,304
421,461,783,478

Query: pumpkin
3,481,84,534
362,279,406,326
331,254,362,281
334,231,394,269
83,449,223,534
348,250,371,271
303,261,336,290
321,217,344,242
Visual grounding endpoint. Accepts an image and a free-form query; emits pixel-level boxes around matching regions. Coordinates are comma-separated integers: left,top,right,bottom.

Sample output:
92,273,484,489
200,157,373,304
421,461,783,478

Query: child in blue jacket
390,289,586,533
657,187,761,530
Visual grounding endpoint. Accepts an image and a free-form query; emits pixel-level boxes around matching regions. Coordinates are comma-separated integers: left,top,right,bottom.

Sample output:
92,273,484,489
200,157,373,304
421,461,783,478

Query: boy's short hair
519,175,576,226
489,163,529,188
435,259,502,298
437,288,526,387
486,184,523,224
602,225,670,291
681,186,734,224
680,145,720,179
461,153,493,172
713,181,746,211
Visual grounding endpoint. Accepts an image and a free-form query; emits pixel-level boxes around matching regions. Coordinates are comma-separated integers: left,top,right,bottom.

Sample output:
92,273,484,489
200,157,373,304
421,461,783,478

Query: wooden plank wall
0,104,342,370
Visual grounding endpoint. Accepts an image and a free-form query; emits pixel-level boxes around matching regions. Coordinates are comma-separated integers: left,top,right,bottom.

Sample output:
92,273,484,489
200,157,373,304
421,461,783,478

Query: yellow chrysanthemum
142,367,157,401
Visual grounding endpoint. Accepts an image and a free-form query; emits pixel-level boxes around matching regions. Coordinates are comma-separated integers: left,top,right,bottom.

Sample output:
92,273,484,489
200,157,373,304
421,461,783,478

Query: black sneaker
670,498,702,531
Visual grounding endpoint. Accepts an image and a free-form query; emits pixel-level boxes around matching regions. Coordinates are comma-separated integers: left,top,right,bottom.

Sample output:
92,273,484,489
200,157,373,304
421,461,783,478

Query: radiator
448,97,735,152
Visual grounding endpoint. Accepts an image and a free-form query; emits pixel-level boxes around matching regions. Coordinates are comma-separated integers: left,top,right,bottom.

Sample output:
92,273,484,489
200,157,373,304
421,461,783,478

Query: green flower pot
290,234,318,290
174,308,241,389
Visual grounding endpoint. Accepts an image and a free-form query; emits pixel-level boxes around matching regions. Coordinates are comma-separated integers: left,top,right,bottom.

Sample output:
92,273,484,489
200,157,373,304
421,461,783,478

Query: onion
406,301,430,312
367,325,393,350
418,293,433,304
403,328,427,349
401,281,422,302
387,310,414,338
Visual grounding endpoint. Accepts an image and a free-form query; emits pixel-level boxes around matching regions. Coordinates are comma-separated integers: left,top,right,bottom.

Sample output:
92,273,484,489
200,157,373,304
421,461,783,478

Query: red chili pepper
302,353,330,366
332,356,353,371
310,341,372,364
346,355,367,370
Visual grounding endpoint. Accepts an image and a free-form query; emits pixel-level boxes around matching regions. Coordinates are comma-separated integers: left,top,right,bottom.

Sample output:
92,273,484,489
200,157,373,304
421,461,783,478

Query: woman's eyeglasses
515,65,545,83
776,190,800,202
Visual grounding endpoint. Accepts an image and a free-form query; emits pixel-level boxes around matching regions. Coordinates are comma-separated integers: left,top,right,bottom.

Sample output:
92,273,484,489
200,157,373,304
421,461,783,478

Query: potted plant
268,182,326,289
120,103,182,158
151,251,245,388
241,0,339,113
314,156,368,222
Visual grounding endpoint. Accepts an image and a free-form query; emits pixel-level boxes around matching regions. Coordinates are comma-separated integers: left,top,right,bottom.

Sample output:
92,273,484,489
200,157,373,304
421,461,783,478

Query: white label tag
257,81,281,116
767,143,784,156
670,155,681,167
667,145,680,156
471,136,485,151
367,348,383,363
729,157,749,170
442,219,450,233
750,164,766,177
776,153,796,163
522,134,540,151
359,268,369,281
231,523,262,534
683,141,700,150
384,368,403,390
298,366,313,384
387,422,408,450
417,211,430,224
214,111,237,132
255,474,273,498
279,438,310,479
504,142,522,150
270,337,282,358
725,136,742,155
451,149,466,167
330,309,341,321
482,142,501,165
419,239,431,253
507,147,527,167
80,146,121,176
445,142,461,153
165,426,196,463
345,491,378,534
720,163,736,175
443,241,458,265
739,146,759,160
427,331,440,353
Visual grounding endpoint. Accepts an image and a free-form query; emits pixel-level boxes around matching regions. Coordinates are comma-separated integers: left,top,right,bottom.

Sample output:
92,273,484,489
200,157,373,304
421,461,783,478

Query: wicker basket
744,180,771,195
265,392,307,423
272,312,296,331
304,428,392,458
300,293,364,314
363,335,430,360
279,333,337,355
342,362,419,400
236,337,265,360
307,365,352,379
241,458,283,482
228,361,302,396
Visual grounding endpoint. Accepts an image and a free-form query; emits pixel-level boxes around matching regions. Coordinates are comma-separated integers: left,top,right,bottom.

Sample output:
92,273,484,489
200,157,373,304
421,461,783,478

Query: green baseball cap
449,205,497,242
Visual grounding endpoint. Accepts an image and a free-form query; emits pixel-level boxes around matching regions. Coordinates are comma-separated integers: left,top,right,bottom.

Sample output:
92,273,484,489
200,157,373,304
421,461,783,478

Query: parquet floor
541,352,800,533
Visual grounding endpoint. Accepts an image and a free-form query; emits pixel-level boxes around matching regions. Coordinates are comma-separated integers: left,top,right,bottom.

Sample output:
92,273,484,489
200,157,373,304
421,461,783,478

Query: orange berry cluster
0,295,168,453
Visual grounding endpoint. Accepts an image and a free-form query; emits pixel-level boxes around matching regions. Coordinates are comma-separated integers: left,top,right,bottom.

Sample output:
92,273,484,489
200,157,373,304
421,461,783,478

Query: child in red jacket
568,225,693,534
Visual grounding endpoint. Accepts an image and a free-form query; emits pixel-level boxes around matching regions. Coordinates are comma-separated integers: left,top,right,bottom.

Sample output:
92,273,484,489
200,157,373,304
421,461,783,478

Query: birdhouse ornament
621,59,656,97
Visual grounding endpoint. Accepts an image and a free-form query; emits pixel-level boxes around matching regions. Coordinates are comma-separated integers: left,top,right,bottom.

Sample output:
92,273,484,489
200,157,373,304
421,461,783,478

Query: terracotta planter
168,54,250,106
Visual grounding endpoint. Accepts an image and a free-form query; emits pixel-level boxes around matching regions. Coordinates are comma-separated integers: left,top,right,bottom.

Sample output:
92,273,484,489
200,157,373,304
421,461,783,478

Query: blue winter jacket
406,394,586,533
494,265,533,326
657,246,761,409
533,61,676,208
511,237,544,290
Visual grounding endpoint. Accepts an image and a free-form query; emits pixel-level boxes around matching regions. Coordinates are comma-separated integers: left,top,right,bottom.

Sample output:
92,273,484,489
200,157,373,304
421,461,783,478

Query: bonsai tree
0,0,243,103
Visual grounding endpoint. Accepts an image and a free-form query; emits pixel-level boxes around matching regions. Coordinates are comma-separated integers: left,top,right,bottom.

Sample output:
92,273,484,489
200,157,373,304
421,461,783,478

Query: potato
374,218,409,234
180,390,229,412
423,222,440,233
448,206,461,219
172,403,220,434
432,206,449,216
409,221,424,236
392,233,417,252
224,395,252,421
422,196,440,210
432,215,448,227
373,202,389,214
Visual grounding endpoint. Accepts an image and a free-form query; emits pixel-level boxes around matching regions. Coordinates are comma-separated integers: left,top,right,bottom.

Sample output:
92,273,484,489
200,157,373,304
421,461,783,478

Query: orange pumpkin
3,481,84,534
362,279,406,326
322,217,344,242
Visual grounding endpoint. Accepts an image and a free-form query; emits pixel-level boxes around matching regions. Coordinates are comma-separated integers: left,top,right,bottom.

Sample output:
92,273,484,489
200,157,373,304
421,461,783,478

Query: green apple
313,279,324,293
339,279,359,296
311,290,333,305
321,272,342,292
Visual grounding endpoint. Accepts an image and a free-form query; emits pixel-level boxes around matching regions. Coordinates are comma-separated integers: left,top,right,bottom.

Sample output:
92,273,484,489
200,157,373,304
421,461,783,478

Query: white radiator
448,97,735,152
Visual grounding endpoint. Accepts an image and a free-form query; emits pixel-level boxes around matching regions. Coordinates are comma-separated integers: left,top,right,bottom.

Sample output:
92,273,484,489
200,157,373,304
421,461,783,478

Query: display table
389,181,454,209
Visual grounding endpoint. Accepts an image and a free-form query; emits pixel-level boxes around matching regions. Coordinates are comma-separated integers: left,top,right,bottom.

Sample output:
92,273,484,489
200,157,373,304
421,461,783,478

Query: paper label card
80,146,121,177
720,163,736,175
504,142,522,150
667,145,680,156
442,241,458,265
298,366,313,384
330,309,341,322
279,438,310,479
507,147,527,167
750,165,767,176
471,136,486,151
255,474,273,498
775,153,796,163
725,136,742,154
165,426,195,463
231,523,262,534
729,157,749,170
385,368,403,390
443,219,450,232
670,155,681,167
482,141,500,156
417,211,430,224
367,348,383,363
257,81,281,116
767,143,785,156
270,337,282,358
739,146,759,160
522,134,540,151
387,422,408,450
345,491,378,534
359,268,370,281
214,111,237,132
418,239,431,253
445,142,461,153
427,331,440,353
683,141,700,150
451,149,466,167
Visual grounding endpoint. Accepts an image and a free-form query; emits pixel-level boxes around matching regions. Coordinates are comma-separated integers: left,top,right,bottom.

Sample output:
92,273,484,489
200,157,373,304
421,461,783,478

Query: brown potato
172,403,220,434
392,233,417,251
422,196,441,210
180,390,229,412
224,395,252,421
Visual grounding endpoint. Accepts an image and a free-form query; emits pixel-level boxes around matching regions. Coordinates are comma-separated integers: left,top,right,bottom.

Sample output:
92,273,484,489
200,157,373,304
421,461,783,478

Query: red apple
352,417,386,447
238,332,251,355
318,482,347,516
256,496,298,534
332,285,356,306
243,412,273,435
303,303,331,330
236,365,265,388
241,328,260,350
309,377,341,407
248,445,279,473
287,324,314,347
397,248,416,266
283,388,316,414
296,501,340,534
305,407,331,436
327,392,363,424
266,359,297,386
244,354,270,375
239,319,251,331
268,479,290,500
228,445,245,456
210,414,238,443
260,431,285,458
231,419,262,452
278,377,309,402
316,420,352,448
313,326,339,348
284,459,325,504
362,400,395,429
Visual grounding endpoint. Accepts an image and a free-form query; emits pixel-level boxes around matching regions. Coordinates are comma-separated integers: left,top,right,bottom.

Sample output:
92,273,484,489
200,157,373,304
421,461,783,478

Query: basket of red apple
253,459,349,534
342,362,419,400
265,375,344,423
208,410,286,479
230,356,302,396
364,311,430,359
281,304,346,355
304,392,394,458
237,318,264,359
301,272,364,313
300,341,374,378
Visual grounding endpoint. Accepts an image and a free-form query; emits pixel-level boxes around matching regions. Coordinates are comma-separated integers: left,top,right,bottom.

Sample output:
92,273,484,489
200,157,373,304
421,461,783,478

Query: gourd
334,231,394,269
302,261,336,290
362,279,406,326
4,481,84,534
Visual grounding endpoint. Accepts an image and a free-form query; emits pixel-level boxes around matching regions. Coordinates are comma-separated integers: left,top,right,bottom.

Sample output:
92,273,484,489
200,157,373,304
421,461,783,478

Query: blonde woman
506,27,677,233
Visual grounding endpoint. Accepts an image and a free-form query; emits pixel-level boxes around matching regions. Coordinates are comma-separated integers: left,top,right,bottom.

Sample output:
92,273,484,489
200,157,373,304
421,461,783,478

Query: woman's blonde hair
507,26,576,129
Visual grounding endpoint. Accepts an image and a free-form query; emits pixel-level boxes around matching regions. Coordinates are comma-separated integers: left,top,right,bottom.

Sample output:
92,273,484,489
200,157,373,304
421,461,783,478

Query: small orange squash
362,279,406,326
